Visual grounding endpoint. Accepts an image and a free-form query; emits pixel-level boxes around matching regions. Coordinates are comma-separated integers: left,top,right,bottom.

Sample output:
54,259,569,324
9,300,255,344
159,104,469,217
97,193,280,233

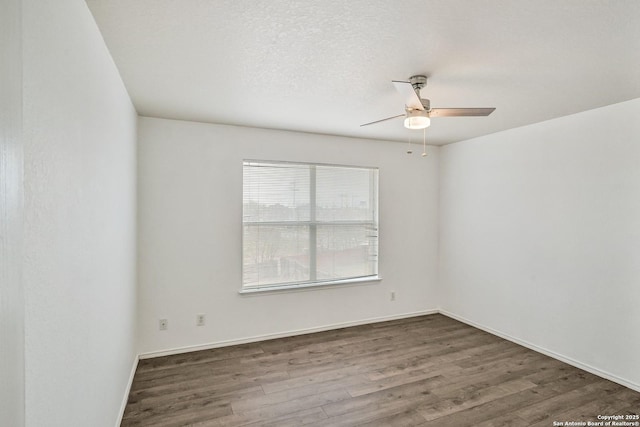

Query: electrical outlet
390,291,396,301
196,314,206,326
159,319,168,331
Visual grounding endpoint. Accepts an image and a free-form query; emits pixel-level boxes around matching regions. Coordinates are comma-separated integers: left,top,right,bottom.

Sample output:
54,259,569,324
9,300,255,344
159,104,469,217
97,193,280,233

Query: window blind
242,161,378,289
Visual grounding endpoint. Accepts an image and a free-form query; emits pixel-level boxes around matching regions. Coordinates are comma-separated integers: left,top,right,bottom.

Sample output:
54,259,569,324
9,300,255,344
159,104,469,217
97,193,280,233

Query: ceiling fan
361,75,495,130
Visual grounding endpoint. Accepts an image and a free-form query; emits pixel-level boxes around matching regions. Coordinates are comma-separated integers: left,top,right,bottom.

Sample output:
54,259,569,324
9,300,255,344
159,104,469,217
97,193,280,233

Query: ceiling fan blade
392,81,424,110
428,107,495,117
360,114,404,127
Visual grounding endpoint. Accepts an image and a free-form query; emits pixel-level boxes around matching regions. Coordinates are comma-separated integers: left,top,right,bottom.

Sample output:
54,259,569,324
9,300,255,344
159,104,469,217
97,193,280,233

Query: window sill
238,276,382,295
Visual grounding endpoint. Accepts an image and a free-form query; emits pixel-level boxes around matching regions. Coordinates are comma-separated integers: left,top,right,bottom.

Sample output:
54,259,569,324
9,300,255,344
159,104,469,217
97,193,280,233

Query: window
242,160,379,291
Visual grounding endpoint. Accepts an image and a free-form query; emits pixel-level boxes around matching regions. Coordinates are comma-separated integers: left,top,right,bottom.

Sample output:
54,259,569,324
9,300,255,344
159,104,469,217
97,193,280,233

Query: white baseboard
138,309,439,359
115,354,139,427
439,309,640,393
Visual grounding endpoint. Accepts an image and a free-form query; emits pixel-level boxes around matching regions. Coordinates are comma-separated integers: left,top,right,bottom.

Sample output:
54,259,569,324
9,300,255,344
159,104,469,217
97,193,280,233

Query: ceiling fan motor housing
409,75,429,110
405,98,430,112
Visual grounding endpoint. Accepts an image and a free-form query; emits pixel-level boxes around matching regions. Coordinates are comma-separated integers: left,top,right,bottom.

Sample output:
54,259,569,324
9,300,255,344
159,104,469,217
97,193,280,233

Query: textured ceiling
86,0,640,146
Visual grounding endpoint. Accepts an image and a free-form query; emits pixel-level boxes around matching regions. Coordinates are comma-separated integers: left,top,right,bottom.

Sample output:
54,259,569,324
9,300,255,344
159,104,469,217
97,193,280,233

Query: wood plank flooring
122,314,639,426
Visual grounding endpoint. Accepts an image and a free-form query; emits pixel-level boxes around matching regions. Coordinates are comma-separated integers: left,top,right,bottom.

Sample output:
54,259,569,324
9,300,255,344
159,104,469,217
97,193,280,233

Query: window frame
240,159,381,294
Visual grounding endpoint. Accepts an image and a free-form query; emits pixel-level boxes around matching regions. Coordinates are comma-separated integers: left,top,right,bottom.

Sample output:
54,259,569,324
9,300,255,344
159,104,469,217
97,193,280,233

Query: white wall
137,117,439,355
22,1,138,426
0,0,24,425
439,98,640,390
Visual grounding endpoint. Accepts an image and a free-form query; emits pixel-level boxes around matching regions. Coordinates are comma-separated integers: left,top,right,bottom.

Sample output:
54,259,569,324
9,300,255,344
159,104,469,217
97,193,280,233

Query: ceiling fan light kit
404,110,431,129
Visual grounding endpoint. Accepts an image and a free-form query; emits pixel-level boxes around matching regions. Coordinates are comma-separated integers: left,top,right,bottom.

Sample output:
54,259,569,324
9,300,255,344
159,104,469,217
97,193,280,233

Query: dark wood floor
122,314,639,426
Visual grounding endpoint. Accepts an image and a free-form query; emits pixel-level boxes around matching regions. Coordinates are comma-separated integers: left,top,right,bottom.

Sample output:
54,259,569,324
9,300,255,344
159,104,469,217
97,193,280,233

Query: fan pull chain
407,134,413,154
422,128,428,157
